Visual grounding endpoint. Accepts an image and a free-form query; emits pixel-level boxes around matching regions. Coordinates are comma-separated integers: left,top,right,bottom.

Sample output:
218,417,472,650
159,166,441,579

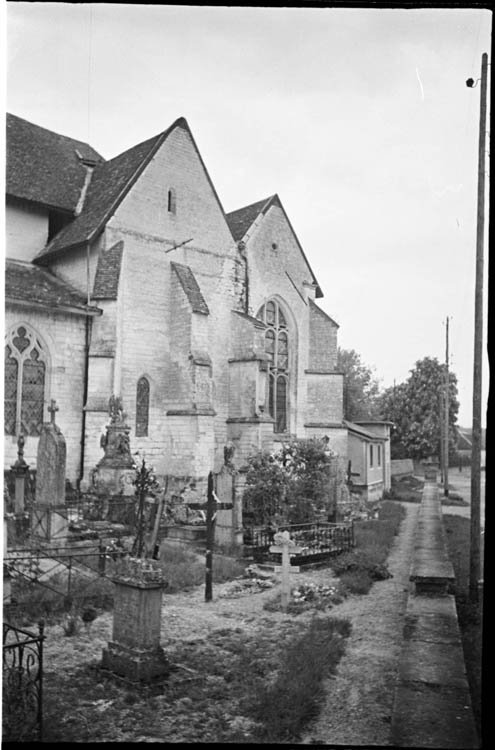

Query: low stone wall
391,481,479,748
390,459,414,477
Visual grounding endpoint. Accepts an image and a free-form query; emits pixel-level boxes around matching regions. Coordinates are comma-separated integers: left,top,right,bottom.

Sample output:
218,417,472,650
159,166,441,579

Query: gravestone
93,395,135,498
102,559,169,682
32,400,69,543
214,448,243,549
269,530,303,609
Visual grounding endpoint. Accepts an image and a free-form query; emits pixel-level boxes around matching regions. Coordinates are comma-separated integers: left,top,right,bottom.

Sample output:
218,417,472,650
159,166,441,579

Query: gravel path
301,501,419,746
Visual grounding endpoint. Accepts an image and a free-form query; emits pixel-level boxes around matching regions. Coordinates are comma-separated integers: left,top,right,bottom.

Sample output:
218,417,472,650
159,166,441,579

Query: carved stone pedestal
102,564,169,683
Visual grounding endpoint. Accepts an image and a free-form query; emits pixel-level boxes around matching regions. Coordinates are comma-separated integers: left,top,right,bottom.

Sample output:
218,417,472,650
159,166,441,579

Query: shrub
248,616,351,741
158,542,246,593
329,501,405,595
242,438,339,525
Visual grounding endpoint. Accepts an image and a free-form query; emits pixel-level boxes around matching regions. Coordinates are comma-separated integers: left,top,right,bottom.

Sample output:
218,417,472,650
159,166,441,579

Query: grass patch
158,543,246,593
247,616,351,741
329,500,405,595
443,513,483,739
7,573,115,626
386,474,424,503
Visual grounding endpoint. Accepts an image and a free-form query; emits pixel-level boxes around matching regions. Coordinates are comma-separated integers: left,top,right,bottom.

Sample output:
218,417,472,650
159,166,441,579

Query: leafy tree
242,438,338,525
378,357,459,461
337,348,381,421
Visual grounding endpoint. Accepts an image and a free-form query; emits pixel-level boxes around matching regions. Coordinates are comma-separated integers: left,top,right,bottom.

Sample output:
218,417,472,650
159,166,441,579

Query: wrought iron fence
2,620,45,742
243,521,354,565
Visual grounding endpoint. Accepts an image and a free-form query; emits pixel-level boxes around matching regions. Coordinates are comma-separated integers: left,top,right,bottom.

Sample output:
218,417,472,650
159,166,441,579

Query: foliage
387,474,424,503
337,347,381,421
378,356,459,460
242,438,338,525
329,500,405,595
248,616,351,741
157,542,246,593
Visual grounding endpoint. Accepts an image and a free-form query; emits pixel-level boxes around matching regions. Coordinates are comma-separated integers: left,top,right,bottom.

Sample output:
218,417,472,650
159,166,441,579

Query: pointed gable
34,118,194,262
227,194,323,298
226,196,273,242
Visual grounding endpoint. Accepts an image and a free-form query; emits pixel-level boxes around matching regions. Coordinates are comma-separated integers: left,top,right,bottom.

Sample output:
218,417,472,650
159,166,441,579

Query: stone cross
11,433,29,514
270,530,303,609
48,399,59,424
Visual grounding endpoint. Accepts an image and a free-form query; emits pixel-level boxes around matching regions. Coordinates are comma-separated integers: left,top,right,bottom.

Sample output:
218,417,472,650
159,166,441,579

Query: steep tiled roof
5,259,101,315
226,194,322,298
92,241,124,300
226,196,273,242
6,113,103,213
171,262,209,315
35,118,190,262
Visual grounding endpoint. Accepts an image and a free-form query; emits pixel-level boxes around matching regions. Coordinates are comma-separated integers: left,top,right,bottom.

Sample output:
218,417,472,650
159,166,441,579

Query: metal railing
2,620,45,742
243,521,354,565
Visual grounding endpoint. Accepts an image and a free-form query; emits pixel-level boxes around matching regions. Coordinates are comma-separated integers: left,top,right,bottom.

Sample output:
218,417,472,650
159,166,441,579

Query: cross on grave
269,530,304,609
48,399,59,424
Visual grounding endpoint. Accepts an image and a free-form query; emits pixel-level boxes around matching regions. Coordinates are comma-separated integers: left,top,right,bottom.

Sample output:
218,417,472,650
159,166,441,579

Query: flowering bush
242,438,339,526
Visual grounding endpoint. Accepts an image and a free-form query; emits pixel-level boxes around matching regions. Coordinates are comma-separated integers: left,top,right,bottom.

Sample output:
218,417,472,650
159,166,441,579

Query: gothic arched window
4,325,47,436
256,300,290,433
136,376,150,436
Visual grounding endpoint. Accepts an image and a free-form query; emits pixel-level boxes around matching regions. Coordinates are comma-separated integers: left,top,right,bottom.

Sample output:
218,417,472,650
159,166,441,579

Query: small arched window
4,325,47,436
167,188,176,214
136,376,150,436
256,300,291,433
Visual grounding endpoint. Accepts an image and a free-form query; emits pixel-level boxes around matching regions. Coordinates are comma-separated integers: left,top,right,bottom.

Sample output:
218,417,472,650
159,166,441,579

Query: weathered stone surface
35,422,66,507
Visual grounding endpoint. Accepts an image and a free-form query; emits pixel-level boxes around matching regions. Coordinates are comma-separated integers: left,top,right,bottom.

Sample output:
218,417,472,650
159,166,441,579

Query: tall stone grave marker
213,444,243,549
32,400,68,543
93,395,135,498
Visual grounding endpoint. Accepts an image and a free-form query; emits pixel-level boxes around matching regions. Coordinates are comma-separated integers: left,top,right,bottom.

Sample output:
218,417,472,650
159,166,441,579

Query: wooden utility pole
443,316,450,497
468,52,488,603
205,471,215,602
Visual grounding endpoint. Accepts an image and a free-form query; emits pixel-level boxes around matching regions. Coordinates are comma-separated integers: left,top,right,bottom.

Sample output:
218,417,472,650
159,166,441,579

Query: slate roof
5,259,101,315
226,194,323,298
34,117,200,262
92,241,124,300
6,113,103,213
171,262,209,315
226,196,273,242
344,420,385,441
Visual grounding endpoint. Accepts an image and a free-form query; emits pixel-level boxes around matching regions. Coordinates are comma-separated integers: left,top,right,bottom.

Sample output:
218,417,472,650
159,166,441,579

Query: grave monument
93,395,135,497
31,400,69,543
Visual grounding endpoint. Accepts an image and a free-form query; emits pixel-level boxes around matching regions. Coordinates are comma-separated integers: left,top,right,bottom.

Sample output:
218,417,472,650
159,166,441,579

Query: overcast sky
4,3,492,427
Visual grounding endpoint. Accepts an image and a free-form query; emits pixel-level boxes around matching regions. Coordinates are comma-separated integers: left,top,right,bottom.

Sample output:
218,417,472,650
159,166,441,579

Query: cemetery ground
7,501,409,744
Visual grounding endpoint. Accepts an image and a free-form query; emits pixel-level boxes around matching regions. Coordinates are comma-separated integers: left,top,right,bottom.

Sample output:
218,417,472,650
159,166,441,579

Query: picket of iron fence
2,620,45,743
243,521,354,565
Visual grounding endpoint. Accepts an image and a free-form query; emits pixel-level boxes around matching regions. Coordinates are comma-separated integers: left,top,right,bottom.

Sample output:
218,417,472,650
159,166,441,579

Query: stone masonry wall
4,307,87,482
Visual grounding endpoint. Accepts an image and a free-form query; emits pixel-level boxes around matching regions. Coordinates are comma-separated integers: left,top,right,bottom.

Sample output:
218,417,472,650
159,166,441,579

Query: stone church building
5,112,350,500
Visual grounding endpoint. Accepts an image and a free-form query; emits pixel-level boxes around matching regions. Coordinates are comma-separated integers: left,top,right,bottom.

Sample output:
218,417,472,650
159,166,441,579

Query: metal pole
468,52,488,603
444,316,450,497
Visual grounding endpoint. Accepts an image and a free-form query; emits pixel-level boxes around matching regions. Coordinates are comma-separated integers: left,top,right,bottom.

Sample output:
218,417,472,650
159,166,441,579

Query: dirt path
301,501,419,746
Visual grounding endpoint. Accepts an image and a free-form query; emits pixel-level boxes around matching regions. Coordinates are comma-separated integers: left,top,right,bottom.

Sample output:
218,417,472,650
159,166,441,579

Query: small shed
345,420,392,502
